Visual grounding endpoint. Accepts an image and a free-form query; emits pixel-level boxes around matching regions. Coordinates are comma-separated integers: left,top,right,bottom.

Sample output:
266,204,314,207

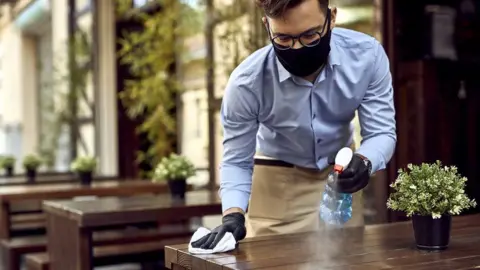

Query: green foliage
0,155,16,168
23,155,43,170
216,0,269,76
387,161,477,219
39,151,55,170
117,0,202,174
152,153,196,181
39,28,94,167
70,156,97,173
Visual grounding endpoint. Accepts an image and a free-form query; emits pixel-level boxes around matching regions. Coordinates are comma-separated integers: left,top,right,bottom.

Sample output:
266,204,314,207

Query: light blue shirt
219,28,397,213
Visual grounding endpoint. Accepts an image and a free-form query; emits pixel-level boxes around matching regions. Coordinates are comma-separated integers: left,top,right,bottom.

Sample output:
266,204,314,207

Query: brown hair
255,0,329,18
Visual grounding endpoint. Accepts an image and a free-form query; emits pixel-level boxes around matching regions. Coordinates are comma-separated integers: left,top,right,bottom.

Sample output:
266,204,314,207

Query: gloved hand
190,212,246,249
327,152,372,193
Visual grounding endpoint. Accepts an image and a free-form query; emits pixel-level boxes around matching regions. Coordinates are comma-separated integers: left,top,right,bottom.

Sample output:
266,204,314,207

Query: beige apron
245,145,364,238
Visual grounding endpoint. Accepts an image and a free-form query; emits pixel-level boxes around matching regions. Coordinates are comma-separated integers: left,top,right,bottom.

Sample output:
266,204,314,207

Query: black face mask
272,11,332,77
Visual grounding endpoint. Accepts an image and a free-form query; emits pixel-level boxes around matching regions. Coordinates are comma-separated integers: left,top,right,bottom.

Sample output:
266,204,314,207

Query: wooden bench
0,236,45,270
10,213,46,237
10,213,45,237
2,224,194,270
10,213,45,224
24,236,190,270
23,253,49,270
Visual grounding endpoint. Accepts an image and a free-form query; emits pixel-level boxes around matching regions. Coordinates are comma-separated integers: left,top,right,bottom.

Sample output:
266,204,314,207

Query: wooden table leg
172,263,189,270
46,212,93,270
0,202,11,239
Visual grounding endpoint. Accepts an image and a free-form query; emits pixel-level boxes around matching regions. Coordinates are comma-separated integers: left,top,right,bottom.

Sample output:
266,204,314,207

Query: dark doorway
384,0,480,221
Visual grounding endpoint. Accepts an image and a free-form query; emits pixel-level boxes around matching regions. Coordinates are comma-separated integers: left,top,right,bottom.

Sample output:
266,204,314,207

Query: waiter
192,0,396,249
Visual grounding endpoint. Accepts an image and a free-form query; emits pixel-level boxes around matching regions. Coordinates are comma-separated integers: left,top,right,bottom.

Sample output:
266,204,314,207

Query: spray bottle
319,147,354,226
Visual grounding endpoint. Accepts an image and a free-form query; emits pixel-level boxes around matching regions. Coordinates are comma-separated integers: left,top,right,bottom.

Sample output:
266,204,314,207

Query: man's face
263,0,337,49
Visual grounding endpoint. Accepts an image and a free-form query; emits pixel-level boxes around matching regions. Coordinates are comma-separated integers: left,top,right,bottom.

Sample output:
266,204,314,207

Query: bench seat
2,224,194,270
24,236,190,270
10,213,46,237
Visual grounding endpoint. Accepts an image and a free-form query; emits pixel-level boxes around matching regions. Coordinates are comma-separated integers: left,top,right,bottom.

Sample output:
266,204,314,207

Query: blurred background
0,0,478,225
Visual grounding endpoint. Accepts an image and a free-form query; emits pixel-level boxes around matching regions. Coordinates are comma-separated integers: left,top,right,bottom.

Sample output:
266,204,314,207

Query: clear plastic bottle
319,147,354,226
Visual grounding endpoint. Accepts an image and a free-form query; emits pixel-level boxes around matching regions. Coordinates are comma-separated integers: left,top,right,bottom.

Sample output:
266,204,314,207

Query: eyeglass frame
266,9,331,51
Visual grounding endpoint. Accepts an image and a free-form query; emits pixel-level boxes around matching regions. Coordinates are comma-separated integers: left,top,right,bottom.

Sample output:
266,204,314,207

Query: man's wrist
223,207,245,216
355,153,368,160
355,153,372,175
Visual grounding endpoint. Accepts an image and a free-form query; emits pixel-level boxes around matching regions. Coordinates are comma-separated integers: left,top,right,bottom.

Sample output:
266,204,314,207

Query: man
192,0,396,249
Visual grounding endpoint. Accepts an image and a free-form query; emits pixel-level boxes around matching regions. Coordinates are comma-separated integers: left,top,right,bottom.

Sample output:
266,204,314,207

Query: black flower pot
412,214,451,251
78,171,93,186
26,169,36,183
5,166,13,177
167,179,187,199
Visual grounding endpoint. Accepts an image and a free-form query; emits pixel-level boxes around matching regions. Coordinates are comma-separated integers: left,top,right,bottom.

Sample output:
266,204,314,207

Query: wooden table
165,214,480,270
0,174,116,186
0,174,116,215
0,180,170,239
42,190,221,270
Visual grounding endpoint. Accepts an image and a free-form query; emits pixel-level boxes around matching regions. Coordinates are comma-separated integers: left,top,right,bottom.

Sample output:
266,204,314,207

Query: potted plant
70,156,97,185
22,154,42,182
152,153,196,199
387,161,477,251
0,155,16,177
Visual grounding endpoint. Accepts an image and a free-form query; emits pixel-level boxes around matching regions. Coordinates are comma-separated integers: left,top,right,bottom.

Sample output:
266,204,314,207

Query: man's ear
330,7,337,29
262,16,271,35
262,16,267,26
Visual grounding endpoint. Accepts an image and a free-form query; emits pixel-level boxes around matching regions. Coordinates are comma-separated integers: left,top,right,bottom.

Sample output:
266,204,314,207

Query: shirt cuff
220,189,250,213
356,142,386,174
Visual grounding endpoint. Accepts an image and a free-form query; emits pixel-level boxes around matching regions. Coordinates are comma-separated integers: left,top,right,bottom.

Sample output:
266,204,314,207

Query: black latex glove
327,153,372,193
190,212,246,249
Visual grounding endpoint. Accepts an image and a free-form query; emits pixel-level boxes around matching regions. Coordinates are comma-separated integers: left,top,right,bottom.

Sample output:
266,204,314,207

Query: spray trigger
333,147,353,173
327,147,353,186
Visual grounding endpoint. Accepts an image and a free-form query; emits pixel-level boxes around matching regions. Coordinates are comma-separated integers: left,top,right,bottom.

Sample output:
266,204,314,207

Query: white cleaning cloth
188,227,237,254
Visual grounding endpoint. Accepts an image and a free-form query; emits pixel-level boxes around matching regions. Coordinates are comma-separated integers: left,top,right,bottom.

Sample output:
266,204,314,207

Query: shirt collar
276,40,341,83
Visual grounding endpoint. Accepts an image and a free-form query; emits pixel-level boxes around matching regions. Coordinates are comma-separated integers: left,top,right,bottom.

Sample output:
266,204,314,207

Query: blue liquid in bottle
319,172,353,226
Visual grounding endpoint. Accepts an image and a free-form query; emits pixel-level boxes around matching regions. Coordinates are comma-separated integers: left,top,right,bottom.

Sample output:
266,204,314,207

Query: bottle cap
333,147,353,173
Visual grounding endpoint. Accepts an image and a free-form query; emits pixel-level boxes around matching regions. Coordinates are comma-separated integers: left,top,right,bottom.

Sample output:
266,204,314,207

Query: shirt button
317,138,322,144
313,114,316,119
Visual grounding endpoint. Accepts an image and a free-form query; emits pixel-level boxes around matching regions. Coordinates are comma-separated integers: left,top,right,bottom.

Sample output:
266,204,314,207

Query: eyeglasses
272,32,323,50
268,9,331,51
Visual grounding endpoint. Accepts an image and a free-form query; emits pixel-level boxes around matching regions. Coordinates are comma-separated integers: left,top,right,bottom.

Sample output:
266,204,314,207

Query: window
195,97,201,138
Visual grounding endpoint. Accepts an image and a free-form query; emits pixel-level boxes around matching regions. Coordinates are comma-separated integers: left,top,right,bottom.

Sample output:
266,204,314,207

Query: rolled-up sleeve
356,41,397,173
219,71,260,213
